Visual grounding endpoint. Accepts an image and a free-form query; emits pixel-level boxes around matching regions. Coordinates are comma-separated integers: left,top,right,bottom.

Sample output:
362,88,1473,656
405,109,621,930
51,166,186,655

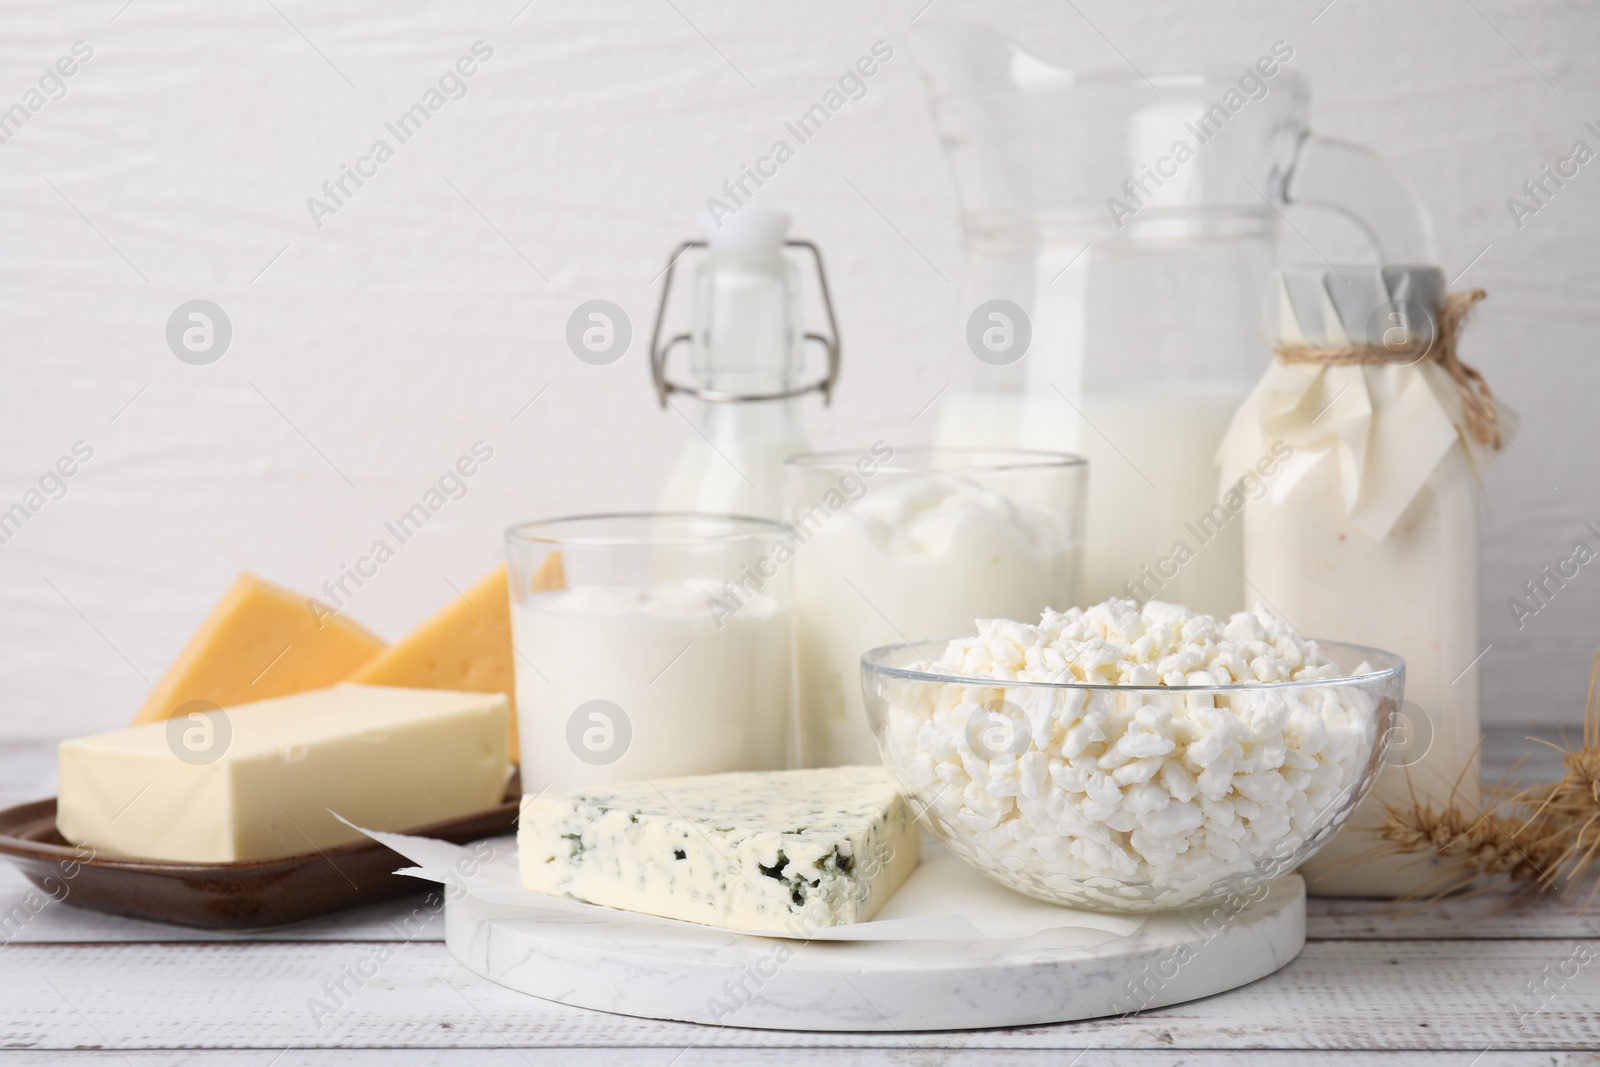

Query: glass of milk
785,448,1086,768
505,514,793,794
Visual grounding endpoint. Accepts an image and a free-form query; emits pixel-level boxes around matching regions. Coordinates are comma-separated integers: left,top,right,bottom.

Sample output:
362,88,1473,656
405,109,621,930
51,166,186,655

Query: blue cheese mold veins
517,767,920,931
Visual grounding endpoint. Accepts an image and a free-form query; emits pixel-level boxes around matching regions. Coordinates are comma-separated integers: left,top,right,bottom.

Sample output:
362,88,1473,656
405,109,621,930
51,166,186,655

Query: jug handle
1279,134,1437,263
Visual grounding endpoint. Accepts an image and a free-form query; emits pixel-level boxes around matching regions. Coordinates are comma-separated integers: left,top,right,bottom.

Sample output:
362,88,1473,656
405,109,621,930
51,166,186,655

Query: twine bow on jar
1271,289,1504,450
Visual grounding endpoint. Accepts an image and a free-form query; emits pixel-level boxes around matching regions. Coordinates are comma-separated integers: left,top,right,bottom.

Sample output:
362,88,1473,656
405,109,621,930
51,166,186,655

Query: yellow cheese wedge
345,554,565,761
132,574,385,726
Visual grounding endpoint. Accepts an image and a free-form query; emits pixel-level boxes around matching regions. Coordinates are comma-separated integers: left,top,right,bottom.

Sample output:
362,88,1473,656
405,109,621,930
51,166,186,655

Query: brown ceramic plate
0,778,520,930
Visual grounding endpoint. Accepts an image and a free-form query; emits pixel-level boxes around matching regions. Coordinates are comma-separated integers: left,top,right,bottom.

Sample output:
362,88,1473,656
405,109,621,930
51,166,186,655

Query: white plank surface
3,1056,1600,1067
5,937,1600,1052
4,731,1599,1058
1308,890,1600,941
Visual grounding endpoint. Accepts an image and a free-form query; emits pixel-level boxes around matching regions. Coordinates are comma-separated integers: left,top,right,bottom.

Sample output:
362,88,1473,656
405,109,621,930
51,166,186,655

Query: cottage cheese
879,599,1380,909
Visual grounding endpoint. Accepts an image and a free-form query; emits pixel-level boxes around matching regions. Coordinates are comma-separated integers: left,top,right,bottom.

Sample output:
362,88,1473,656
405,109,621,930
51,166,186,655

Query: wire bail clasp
648,239,841,408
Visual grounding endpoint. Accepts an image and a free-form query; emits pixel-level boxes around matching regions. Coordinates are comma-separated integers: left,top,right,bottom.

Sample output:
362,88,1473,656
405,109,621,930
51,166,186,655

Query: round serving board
445,874,1306,1031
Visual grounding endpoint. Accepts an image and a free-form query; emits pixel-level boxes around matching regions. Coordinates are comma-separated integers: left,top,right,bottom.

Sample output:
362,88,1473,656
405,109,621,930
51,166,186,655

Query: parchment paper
348,819,1145,945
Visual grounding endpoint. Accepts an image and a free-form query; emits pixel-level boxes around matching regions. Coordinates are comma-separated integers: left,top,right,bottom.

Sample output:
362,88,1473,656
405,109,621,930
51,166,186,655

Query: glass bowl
862,638,1403,913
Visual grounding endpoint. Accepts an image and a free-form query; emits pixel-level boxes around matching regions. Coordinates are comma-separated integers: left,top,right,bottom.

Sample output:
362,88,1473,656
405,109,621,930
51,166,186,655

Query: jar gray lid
1265,264,1446,349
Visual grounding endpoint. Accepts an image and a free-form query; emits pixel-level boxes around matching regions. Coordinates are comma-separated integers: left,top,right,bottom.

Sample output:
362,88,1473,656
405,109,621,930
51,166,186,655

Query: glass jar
785,447,1086,767
1223,264,1491,897
505,513,793,793
652,207,840,521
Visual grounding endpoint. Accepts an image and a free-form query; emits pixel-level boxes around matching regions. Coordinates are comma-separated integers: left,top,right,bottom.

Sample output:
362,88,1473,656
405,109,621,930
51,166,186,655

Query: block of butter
59,684,510,863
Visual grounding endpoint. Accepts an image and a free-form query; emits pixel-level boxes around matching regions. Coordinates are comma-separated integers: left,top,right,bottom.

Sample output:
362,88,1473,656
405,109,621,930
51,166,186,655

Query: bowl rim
505,512,790,548
784,447,1087,474
861,636,1405,693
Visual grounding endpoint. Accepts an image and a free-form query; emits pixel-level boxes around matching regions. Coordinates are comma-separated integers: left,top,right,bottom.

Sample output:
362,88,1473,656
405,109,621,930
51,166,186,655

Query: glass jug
913,20,1433,616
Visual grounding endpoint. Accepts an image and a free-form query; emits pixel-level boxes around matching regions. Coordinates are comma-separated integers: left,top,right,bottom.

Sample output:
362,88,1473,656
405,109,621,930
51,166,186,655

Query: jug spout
909,18,1068,102
913,19,1314,227
912,18,1431,262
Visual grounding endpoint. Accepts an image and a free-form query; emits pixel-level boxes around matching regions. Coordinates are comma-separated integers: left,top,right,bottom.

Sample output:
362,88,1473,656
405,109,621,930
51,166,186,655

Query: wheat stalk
1379,651,1600,905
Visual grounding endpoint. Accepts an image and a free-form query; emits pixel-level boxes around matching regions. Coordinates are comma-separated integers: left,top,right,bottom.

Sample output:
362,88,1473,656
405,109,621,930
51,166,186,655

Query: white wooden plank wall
0,0,1597,745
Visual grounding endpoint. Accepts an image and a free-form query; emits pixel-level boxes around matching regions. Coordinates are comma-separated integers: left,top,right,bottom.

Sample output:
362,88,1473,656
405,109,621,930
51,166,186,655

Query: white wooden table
4,731,1598,1065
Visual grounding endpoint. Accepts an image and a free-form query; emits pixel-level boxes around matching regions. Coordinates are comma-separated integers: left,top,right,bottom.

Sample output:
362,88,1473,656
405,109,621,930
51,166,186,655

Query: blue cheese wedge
518,767,920,931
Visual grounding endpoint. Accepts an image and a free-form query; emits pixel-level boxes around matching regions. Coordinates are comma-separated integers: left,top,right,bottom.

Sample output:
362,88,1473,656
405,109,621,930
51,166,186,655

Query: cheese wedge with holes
62,684,510,863
344,556,565,761
132,574,384,726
